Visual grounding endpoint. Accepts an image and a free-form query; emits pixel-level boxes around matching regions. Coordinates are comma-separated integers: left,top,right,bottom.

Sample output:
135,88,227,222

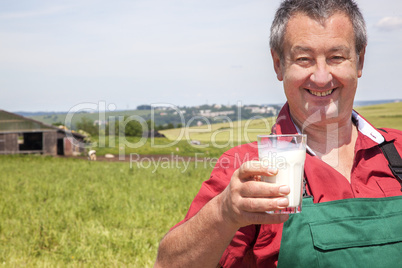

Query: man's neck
292,114,357,157
293,114,358,182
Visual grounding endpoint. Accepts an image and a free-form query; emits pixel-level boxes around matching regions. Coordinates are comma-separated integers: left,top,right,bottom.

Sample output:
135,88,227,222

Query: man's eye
296,57,312,66
330,56,345,63
297,57,310,62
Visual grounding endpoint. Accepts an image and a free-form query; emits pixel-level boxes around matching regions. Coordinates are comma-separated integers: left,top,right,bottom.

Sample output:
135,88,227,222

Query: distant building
93,120,107,126
199,110,235,117
173,110,186,115
199,109,211,115
0,109,86,156
245,106,277,114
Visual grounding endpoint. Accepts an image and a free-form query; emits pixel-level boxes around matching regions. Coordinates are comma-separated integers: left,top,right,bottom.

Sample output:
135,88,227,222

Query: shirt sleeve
171,144,260,267
172,143,258,227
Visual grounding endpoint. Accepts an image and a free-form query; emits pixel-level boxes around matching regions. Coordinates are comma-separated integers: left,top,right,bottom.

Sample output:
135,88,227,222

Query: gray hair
270,0,367,59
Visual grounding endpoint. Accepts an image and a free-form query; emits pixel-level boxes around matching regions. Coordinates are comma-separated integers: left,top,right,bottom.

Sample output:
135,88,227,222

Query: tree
137,105,152,110
146,120,155,130
52,121,64,127
117,116,144,137
76,117,99,136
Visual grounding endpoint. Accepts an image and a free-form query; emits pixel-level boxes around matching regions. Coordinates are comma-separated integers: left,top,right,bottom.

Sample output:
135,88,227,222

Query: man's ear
357,46,366,78
271,49,284,81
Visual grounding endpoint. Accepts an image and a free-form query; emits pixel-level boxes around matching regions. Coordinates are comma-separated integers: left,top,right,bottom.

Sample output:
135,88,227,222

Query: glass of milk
257,134,307,214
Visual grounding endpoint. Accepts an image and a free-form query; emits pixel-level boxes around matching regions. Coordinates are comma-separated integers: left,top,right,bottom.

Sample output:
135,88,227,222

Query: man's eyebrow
291,46,313,53
329,45,351,53
291,45,351,53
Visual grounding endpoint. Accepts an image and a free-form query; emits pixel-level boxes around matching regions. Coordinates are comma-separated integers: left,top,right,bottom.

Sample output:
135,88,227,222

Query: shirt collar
274,103,386,155
351,110,385,144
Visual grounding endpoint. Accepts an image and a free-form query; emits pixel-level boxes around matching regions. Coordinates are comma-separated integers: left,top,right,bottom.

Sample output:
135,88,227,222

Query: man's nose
310,61,332,87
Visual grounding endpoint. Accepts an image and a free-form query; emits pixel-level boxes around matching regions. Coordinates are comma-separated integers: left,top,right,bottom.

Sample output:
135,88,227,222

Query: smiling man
155,1,402,267
272,10,365,180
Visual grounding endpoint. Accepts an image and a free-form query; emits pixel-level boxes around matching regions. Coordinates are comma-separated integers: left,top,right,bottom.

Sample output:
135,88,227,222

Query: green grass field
61,102,402,159
159,101,402,145
91,136,230,159
159,116,276,144
354,101,402,130
0,155,211,267
1,102,402,267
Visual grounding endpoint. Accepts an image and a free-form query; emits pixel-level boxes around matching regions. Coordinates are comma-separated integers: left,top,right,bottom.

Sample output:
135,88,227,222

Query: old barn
0,109,86,156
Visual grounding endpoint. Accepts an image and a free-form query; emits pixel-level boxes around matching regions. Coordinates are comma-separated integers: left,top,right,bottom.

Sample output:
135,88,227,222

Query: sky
1,0,402,112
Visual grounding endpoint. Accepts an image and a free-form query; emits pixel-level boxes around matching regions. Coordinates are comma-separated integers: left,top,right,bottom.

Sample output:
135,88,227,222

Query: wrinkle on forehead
292,10,344,27
284,12,355,52
290,45,352,55
286,11,352,34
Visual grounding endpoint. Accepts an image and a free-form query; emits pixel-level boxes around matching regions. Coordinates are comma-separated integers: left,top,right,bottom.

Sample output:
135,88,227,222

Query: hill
24,104,281,130
161,101,402,145
354,101,402,130
159,117,276,145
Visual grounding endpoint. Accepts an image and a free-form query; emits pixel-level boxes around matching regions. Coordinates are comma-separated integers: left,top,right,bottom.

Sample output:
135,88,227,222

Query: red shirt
175,103,402,267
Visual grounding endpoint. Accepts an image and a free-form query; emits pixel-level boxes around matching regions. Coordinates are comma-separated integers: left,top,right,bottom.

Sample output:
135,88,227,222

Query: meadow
159,116,276,144
1,102,401,267
354,101,402,130
159,101,402,143
77,102,402,158
91,135,229,159
0,155,212,267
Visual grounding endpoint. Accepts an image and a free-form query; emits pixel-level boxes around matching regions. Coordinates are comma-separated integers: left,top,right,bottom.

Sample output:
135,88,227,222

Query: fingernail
279,186,290,195
267,168,278,174
277,198,288,207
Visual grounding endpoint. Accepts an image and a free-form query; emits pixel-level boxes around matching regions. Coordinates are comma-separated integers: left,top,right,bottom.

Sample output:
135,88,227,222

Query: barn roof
0,109,85,138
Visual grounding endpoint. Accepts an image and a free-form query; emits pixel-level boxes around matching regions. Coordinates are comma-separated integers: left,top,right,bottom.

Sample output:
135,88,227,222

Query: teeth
308,89,334,97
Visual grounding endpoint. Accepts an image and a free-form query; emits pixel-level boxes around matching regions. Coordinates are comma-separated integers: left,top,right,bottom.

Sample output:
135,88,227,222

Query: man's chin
307,100,340,118
299,102,341,129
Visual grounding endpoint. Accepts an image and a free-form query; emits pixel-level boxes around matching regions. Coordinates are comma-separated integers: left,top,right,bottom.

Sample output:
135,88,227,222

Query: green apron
277,196,402,268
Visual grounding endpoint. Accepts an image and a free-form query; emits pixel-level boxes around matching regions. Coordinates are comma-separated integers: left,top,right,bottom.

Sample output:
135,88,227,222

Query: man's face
272,12,365,128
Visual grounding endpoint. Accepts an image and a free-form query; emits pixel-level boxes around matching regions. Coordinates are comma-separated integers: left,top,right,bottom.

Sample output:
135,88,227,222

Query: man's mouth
307,88,334,97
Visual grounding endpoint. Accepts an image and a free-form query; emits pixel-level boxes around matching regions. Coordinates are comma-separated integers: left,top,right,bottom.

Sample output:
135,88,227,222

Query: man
155,0,402,267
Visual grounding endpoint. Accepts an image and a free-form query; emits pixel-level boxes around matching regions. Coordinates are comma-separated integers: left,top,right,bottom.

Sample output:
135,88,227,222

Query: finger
238,196,290,213
239,181,290,198
237,161,278,180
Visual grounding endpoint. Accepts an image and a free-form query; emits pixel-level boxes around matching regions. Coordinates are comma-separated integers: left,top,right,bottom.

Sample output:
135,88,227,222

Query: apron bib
277,196,402,268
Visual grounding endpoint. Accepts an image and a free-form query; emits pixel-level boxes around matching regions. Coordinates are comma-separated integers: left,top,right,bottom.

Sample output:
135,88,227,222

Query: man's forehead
288,11,349,27
285,11,353,36
283,12,355,48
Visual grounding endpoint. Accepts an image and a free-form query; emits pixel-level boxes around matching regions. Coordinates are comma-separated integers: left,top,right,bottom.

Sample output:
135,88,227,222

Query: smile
307,89,334,97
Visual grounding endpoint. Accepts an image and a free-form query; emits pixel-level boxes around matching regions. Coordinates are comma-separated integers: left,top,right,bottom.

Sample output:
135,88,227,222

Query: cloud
375,16,402,31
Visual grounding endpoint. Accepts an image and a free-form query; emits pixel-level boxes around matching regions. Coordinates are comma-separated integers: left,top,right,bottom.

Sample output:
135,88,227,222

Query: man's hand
218,161,290,229
155,160,290,268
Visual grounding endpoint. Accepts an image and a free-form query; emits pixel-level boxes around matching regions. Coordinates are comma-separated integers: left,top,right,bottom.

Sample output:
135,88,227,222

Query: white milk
259,149,306,207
